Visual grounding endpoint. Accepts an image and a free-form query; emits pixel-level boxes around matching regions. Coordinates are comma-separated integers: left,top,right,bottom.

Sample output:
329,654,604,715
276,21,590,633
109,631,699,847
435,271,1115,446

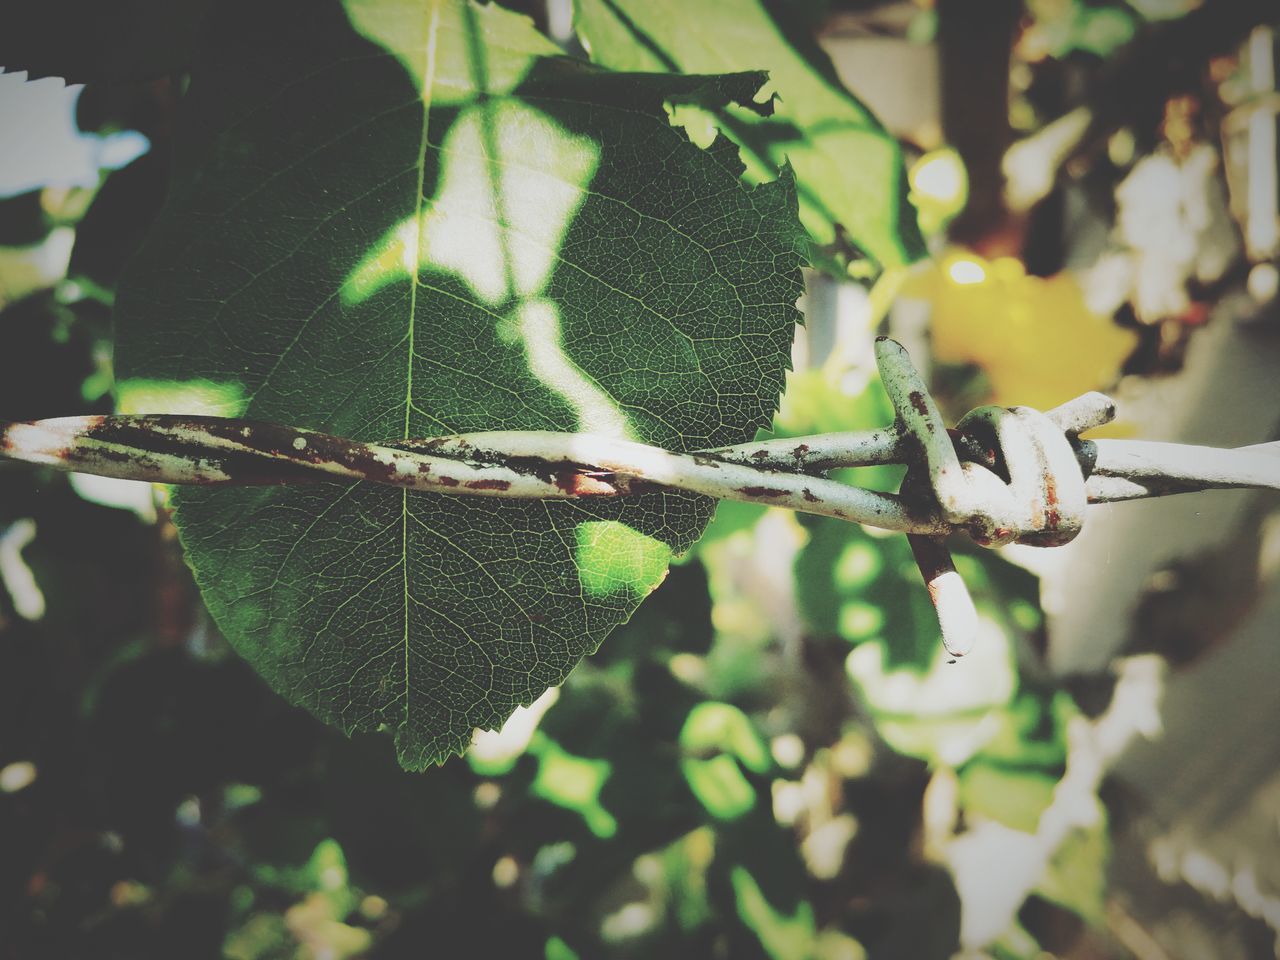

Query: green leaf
729,866,816,960
545,937,580,960
679,702,770,820
1035,806,1110,926
680,702,770,773
113,0,805,769
958,761,1057,833
1032,1,1137,59
573,0,927,271
528,731,618,838
974,689,1072,770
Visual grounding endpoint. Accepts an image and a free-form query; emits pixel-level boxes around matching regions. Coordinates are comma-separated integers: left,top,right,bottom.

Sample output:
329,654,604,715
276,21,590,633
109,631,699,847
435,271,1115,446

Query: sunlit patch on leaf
341,93,630,436
664,101,720,150
515,300,631,437
342,99,601,308
345,0,555,101
575,521,672,599
115,377,247,417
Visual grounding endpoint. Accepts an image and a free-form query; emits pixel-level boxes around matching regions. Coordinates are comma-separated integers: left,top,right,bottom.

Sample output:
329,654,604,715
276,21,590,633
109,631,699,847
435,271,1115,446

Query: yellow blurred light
990,256,1026,282
1108,128,1136,167
1248,262,1279,303
109,880,152,908
947,258,987,285
909,148,969,234
492,856,519,888
830,731,873,779
770,734,805,770
838,601,885,640
473,781,501,809
668,652,706,686
0,761,37,793
911,150,966,207
835,541,881,589
771,779,806,826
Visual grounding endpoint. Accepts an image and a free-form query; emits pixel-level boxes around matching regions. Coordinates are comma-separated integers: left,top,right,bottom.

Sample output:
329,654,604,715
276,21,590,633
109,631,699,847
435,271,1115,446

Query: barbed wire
2,337,1277,658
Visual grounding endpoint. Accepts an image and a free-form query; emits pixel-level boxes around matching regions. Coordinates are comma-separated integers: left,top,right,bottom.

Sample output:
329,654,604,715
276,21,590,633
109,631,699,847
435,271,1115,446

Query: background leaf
113,0,805,769
572,0,927,271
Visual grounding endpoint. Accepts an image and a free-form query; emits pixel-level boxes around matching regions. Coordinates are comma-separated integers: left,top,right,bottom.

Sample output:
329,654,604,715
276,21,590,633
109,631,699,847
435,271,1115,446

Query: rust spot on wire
982,526,1013,546
553,470,616,496
465,478,512,492
737,485,788,498
1043,473,1060,528
422,436,470,454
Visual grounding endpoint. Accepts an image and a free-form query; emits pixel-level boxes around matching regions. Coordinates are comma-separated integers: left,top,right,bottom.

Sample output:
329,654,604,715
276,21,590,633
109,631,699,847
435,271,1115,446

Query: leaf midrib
402,0,444,731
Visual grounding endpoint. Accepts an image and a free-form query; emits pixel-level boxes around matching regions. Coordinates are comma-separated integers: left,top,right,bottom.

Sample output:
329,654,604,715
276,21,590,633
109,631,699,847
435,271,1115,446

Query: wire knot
949,405,1090,547
875,337,1112,549
875,337,1117,657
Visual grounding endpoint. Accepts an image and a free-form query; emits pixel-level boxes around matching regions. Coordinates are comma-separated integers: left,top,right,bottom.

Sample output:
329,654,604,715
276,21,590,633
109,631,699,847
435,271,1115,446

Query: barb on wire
2,338,1276,660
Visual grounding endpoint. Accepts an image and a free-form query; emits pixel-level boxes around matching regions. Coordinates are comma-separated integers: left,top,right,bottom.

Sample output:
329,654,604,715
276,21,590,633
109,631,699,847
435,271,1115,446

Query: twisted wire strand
2,338,1277,657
